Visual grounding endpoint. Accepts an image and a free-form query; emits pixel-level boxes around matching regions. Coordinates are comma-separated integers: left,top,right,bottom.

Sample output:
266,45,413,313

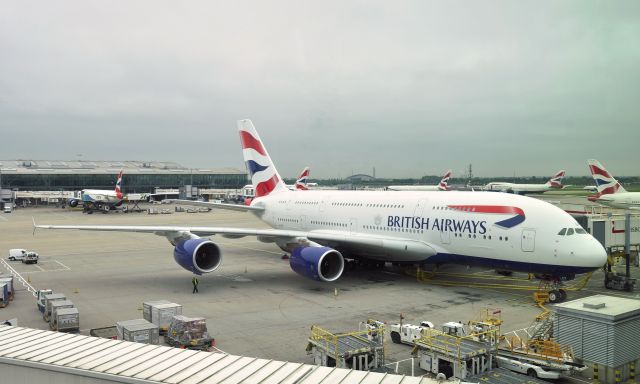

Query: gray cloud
1,1,638,178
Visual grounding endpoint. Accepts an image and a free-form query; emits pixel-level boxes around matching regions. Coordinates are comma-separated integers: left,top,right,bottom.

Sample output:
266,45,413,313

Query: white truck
390,321,434,345
8,249,39,263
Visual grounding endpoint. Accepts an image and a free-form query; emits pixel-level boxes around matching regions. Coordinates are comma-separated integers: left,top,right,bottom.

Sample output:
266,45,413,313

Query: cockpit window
558,228,567,236
566,228,574,236
575,228,587,234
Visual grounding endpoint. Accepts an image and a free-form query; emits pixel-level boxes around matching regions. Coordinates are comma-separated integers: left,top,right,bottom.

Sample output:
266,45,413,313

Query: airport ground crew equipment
0,283,8,308
0,274,15,302
49,300,74,329
116,318,160,344
409,265,592,303
412,321,499,380
51,308,79,333
43,293,66,322
142,300,182,335
307,322,385,371
389,320,434,345
36,289,53,313
165,315,214,351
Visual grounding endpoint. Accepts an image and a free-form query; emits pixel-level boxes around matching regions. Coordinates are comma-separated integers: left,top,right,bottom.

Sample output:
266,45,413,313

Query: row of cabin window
454,233,508,241
363,225,424,234
311,220,347,227
277,218,299,223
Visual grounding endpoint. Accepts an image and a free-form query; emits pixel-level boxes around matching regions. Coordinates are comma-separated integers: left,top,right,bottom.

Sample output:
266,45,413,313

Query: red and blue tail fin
295,167,310,190
546,170,565,189
115,169,124,199
438,170,452,191
238,120,288,198
587,159,626,197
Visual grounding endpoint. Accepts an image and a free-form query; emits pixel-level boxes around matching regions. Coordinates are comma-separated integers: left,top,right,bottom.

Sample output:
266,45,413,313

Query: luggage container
166,315,214,350
43,293,66,321
52,307,79,333
0,283,8,308
0,274,14,301
151,302,182,334
116,319,150,340
122,322,159,344
142,299,171,322
49,300,74,328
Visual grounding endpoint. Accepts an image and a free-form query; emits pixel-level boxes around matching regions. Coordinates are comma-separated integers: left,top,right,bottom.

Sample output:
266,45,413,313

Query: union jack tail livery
438,170,452,191
587,159,626,200
115,169,124,199
238,119,288,198
545,170,566,189
295,167,310,190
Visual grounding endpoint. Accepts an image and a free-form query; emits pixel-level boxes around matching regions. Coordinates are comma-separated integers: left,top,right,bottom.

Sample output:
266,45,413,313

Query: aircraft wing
34,224,437,258
169,200,264,212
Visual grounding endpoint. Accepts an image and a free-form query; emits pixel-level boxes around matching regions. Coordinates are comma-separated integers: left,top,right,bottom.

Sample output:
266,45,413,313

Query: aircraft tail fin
587,159,626,196
438,170,452,191
115,169,124,199
238,119,288,198
295,167,310,190
545,170,565,188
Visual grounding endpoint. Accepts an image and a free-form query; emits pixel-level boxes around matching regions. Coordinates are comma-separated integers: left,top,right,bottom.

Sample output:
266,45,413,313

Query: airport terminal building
0,160,248,192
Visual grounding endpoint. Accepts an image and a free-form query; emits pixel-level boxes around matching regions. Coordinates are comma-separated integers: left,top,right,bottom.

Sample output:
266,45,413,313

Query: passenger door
521,229,535,252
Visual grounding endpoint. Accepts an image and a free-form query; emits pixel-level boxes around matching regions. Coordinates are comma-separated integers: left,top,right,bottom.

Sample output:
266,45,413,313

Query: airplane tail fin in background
438,170,452,191
115,169,124,199
295,167,310,190
238,119,288,198
545,170,566,188
587,159,626,196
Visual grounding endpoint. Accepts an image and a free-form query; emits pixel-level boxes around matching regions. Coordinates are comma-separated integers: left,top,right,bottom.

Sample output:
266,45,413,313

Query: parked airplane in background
67,170,125,213
289,167,311,190
386,170,452,191
483,170,566,195
587,159,640,210
242,167,311,204
37,121,606,302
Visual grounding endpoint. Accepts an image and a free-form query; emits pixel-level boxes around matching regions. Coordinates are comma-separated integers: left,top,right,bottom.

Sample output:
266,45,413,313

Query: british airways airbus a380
36,120,606,302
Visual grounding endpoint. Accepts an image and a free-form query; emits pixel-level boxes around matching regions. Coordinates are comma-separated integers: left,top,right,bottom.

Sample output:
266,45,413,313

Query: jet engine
173,238,222,275
68,199,79,207
289,246,344,282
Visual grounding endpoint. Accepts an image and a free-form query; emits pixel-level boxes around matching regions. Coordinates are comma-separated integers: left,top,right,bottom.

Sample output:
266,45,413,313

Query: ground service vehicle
496,356,561,380
390,321,434,345
8,249,38,262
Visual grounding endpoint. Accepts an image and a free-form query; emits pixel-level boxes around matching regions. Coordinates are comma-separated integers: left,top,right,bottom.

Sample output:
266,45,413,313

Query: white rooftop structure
0,325,445,384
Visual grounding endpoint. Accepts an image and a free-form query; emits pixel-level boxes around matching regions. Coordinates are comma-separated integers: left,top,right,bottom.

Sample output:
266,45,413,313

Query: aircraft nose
583,238,607,269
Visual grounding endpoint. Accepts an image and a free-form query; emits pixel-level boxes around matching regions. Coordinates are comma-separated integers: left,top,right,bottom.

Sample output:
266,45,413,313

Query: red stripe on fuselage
239,131,267,156
448,205,524,216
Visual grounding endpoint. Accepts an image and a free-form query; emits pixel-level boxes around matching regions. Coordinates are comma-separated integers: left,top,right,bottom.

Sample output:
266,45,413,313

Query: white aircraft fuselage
484,182,557,195
251,189,605,277
593,193,640,210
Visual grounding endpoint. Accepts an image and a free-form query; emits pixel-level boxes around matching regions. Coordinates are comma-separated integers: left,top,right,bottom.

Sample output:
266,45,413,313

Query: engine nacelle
290,246,344,282
173,238,222,275
68,199,79,207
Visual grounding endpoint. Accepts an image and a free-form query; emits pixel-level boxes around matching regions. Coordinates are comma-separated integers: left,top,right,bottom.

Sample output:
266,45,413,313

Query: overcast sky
1,1,638,179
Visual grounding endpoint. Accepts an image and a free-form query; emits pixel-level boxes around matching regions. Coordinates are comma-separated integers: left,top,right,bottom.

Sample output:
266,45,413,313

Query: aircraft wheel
548,290,560,303
558,289,567,301
390,332,401,344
